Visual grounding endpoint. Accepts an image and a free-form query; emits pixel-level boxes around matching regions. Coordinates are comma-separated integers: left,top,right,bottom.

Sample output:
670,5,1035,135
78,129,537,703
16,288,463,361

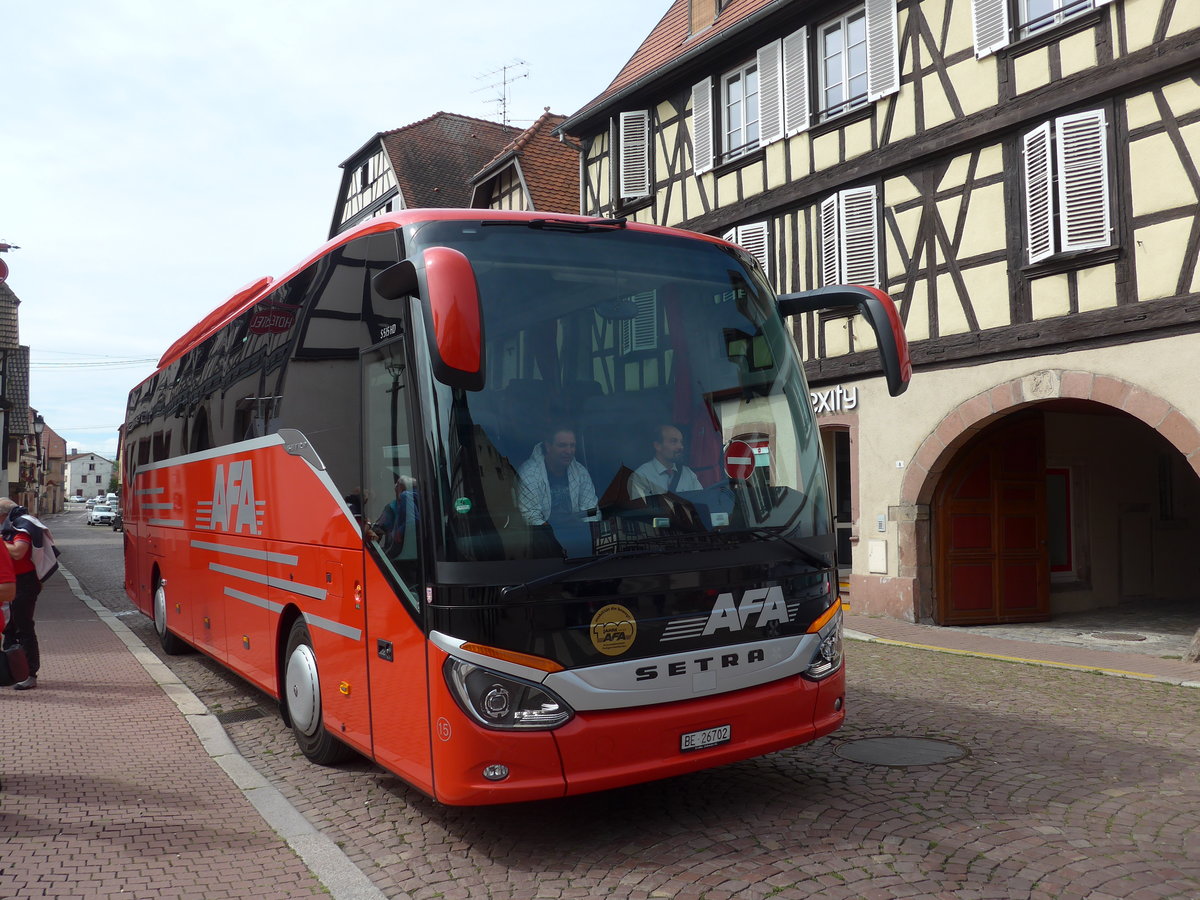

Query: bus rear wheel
284,618,352,765
153,581,187,655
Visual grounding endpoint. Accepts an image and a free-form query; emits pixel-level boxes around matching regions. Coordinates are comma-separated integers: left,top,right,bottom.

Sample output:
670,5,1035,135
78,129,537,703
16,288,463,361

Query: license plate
680,724,731,752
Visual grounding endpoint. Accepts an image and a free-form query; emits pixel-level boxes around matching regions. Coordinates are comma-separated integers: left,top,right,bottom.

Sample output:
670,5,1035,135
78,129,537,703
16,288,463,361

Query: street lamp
32,414,44,516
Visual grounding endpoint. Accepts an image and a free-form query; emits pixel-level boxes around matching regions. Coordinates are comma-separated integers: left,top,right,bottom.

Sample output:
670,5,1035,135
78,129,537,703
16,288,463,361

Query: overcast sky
3,0,669,460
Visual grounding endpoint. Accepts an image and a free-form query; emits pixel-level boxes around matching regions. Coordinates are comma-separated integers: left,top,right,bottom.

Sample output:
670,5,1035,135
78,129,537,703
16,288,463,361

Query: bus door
361,340,433,789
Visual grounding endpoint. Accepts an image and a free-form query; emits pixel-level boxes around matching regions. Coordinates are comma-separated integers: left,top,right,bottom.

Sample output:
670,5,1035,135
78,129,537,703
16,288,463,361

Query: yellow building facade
562,0,1200,625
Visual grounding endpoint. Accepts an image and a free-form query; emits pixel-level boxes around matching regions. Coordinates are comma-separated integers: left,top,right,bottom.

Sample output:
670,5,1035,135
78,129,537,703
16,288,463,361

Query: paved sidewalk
0,567,386,900
845,613,1200,687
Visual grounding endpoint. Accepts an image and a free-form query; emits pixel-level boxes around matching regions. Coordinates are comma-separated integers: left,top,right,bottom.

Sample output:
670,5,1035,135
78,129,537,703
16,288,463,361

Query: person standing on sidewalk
0,498,44,690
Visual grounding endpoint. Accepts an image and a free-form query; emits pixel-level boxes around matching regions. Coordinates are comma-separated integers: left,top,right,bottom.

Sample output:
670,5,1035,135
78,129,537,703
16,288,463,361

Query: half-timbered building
329,112,521,238
469,109,580,213
559,0,1200,629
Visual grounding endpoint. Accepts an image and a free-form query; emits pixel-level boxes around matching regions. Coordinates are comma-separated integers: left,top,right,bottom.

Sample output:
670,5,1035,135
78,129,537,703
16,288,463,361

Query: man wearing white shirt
629,424,703,499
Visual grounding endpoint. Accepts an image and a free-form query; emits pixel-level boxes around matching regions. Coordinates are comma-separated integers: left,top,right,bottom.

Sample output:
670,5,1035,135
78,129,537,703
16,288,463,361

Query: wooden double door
934,414,1050,625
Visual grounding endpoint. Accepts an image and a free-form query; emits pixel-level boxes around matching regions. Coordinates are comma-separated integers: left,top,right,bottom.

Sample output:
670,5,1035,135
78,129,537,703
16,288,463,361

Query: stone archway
894,369,1200,660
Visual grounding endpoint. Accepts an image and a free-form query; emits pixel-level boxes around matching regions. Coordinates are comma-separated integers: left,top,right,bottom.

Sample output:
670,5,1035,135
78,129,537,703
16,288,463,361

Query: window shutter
840,186,879,287
620,291,659,354
735,222,771,279
783,27,810,135
1056,110,1111,253
619,110,651,199
757,40,784,146
1023,122,1055,264
820,196,841,286
971,0,1010,58
722,228,737,242
692,78,714,175
865,0,899,101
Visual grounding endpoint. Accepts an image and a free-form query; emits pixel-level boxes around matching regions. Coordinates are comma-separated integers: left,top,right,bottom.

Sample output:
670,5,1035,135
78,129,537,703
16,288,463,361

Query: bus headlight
804,611,843,680
444,659,574,730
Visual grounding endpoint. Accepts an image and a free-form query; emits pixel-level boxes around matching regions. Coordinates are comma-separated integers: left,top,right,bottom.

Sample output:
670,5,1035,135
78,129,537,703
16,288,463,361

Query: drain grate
835,737,968,767
1092,631,1147,642
214,707,267,725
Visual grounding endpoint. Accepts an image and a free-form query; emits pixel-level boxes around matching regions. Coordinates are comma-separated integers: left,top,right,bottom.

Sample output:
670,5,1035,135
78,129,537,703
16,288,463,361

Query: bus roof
149,209,724,378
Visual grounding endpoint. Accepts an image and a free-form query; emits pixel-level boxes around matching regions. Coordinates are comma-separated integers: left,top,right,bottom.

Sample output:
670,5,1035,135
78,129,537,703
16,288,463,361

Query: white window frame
1022,109,1112,265
721,61,760,163
818,7,870,120
972,0,1114,58
820,186,880,287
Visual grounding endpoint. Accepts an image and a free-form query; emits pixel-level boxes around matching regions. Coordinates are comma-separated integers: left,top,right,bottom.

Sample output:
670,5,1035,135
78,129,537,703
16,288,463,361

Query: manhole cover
1092,632,1147,642
835,737,967,767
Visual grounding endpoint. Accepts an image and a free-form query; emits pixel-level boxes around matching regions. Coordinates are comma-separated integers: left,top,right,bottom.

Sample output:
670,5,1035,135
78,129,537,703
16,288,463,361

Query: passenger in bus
628,424,703,500
515,425,598,526
370,476,419,558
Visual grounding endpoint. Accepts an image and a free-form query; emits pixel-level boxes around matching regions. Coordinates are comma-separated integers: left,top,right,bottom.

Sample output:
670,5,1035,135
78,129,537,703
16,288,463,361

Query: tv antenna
474,59,529,127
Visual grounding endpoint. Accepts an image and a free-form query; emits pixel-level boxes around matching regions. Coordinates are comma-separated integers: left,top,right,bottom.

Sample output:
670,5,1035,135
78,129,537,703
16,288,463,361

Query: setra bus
123,209,909,805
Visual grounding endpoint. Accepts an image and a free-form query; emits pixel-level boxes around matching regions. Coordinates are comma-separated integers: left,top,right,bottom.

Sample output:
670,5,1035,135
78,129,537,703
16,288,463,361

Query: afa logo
199,460,264,534
590,603,637,657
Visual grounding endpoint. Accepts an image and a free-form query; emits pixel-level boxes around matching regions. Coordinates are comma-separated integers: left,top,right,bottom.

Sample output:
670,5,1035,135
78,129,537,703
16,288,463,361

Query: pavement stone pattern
0,573,330,899
40,512,1200,899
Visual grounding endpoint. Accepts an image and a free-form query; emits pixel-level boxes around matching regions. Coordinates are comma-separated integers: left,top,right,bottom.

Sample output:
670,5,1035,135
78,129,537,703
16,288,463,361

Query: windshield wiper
747,529,833,571
500,547,663,602
482,217,627,233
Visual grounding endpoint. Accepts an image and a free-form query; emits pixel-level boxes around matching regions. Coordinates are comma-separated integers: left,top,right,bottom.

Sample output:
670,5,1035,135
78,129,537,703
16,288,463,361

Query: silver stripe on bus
148,519,186,527
224,587,282,613
208,563,327,601
191,540,299,566
136,432,285,473
137,487,165,496
543,634,818,711
143,503,175,510
430,631,821,711
222,588,361,642
302,611,361,642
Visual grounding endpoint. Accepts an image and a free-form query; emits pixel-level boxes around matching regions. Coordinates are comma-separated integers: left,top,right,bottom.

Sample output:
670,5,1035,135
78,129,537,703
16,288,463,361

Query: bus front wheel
284,618,352,765
153,581,187,655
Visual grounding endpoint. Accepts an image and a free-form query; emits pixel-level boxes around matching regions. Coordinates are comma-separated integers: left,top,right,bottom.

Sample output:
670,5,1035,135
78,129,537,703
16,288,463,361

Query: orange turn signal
459,642,565,673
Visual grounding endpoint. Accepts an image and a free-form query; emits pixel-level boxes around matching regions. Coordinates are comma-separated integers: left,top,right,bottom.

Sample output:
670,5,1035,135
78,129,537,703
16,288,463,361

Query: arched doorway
909,372,1200,632
934,414,1049,625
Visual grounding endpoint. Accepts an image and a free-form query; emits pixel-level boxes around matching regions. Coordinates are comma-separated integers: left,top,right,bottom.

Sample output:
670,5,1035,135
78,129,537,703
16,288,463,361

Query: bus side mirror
373,248,485,391
778,285,911,397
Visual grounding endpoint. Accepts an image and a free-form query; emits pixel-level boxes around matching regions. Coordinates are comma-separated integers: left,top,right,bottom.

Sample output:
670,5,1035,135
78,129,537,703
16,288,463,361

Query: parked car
85,498,97,510
88,504,114,526
111,509,123,532
66,495,85,505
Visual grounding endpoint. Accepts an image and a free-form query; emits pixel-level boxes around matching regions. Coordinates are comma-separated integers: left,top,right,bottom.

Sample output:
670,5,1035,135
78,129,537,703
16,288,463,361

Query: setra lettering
635,648,767,681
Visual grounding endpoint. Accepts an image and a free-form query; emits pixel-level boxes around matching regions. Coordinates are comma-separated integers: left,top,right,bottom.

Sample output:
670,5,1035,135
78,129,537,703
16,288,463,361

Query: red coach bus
123,209,909,805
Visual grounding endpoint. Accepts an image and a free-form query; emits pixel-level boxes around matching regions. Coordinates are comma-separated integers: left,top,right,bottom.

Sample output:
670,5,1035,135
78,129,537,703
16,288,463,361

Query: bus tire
153,580,187,656
284,618,352,766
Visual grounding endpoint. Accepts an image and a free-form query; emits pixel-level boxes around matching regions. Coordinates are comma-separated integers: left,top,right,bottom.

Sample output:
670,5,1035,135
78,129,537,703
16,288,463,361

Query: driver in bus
515,424,598,526
628,424,703,499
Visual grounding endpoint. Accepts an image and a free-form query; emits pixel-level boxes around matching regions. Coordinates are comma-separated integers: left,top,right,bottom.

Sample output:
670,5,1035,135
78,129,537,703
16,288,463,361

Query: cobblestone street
42,512,1200,899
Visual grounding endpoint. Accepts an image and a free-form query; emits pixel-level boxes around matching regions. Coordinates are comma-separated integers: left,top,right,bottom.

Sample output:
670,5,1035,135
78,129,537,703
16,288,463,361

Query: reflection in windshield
409,221,830,564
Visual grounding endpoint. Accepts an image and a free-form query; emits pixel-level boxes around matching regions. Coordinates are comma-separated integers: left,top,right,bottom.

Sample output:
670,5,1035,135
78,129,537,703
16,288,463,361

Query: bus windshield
381,219,830,571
